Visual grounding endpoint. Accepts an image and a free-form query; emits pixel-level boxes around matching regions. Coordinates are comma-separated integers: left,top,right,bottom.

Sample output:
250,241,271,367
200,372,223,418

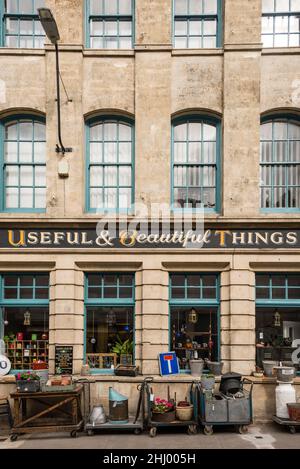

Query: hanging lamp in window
106,308,116,326
90,310,96,344
24,309,31,326
274,309,281,327
42,311,48,340
188,308,198,324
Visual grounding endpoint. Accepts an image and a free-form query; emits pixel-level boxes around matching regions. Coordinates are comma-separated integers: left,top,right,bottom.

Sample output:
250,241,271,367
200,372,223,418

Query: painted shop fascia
2,226,300,249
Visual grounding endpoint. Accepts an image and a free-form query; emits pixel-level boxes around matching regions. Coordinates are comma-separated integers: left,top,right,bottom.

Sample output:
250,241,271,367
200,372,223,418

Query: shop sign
1,228,300,249
55,346,73,375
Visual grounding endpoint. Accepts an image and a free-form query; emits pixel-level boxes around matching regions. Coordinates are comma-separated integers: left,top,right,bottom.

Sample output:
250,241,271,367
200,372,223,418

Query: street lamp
38,8,72,155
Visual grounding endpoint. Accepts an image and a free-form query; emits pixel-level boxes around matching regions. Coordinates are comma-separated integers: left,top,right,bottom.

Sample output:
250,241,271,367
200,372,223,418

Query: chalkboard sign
55,346,73,375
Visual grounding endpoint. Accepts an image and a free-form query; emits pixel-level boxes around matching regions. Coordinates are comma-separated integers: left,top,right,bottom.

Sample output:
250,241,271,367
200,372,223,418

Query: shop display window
169,273,220,371
85,273,135,370
256,273,300,372
0,274,49,371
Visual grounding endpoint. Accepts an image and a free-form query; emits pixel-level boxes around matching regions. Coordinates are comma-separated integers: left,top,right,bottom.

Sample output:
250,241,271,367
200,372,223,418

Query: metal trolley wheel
289,426,296,434
238,425,249,435
70,430,77,438
10,434,18,442
134,428,142,435
203,425,213,436
187,424,198,435
149,427,157,438
87,429,94,436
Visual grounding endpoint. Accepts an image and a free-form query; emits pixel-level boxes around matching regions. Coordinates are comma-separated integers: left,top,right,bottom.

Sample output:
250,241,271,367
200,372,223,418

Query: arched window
172,116,221,211
86,0,134,49
260,116,300,210
0,116,46,212
173,0,222,48
2,0,45,48
262,0,300,47
86,117,134,212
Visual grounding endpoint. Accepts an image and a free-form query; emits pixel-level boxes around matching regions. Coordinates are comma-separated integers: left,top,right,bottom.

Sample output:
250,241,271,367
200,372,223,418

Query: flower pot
189,359,204,376
151,410,176,422
262,360,277,377
274,366,295,383
206,361,224,376
16,380,40,393
201,375,215,391
176,405,193,421
120,354,132,366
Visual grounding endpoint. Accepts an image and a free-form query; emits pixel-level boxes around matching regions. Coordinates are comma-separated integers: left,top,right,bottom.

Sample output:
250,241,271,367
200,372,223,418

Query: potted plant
111,336,133,366
16,371,40,393
151,397,175,422
3,333,15,349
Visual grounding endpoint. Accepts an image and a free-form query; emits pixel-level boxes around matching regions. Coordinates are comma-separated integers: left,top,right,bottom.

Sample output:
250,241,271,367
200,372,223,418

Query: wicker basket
287,403,300,422
151,410,176,422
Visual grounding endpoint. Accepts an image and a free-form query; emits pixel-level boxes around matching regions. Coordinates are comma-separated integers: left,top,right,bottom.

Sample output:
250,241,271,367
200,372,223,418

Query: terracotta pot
176,404,193,421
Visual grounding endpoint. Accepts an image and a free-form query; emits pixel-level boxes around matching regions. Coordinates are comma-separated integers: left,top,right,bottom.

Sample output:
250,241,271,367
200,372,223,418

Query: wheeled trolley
198,378,253,436
272,415,300,434
144,379,199,438
85,378,149,435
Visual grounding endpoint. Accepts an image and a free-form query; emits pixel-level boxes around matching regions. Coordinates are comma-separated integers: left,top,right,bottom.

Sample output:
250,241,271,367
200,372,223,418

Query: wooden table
10,385,83,441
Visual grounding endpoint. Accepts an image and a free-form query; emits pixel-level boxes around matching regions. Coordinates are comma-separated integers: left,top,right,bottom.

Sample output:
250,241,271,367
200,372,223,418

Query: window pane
187,275,200,286
19,142,32,163
175,21,188,36
104,166,118,186
4,276,18,287
20,188,33,208
256,287,270,299
189,123,201,141
104,188,117,208
288,276,300,287
5,142,18,162
171,274,185,286
190,0,203,14
90,166,103,186
203,36,216,47
119,37,132,48
90,143,102,163
6,0,18,13
203,142,216,163
90,188,103,209
276,0,289,12
119,166,132,186
174,142,187,163
91,20,103,36
104,123,117,140
6,166,18,186
291,0,300,10
104,37,118,48
34,122,46,141
274,34,288,46
202,275,217,287
203,187,215,207
119,0,132,15
104,143,117,162
203,19,217,35
202,287,216,298
20,36,34,48
171,287,185,299
175,0,188,15
119,188,131,208
262,34,274,47
262,16,274,34
6,188,18,208
90,0,103,15
174,188,187,207
190,21,201,35
275,16,288,33
187,188,201,206
203,124,216,141
272,288,286,299
174,123,187,141
261,122,273,140
5,123,18,140
175,37,188,48
188,142,201,163
105,21,118,36
6,19,18,34
104,0,117,14
203,0,217,14
119,142,132,162
119,21,131,35
91,37,104,48
119,124,131,141
189,36,202,48
20,20,33,35
272,275,285,286
35,166,46,186
34,142,46,163
90,124,102,141
19,0,33,14
19,122,33,141
274,141,287,161
119,274,133,286
187,287,201,298
256,275,270,286
20,166,33,186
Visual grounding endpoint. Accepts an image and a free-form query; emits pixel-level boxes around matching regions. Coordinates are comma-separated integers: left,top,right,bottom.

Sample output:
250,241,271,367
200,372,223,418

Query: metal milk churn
108,387,129,424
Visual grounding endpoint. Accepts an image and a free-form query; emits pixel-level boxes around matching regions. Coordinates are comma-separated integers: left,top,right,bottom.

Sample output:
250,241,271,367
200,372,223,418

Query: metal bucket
274,366,295,383
108,387,129,423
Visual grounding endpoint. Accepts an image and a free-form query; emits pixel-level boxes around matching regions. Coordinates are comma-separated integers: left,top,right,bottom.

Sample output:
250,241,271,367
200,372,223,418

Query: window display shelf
4,340,49,370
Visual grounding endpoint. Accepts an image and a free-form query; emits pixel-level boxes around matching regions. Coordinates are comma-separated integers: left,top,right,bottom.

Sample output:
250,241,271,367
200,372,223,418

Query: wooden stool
0,398,14,428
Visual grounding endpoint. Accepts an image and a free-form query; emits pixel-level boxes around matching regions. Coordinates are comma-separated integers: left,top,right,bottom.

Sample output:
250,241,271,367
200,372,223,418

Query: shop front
0,226,300,423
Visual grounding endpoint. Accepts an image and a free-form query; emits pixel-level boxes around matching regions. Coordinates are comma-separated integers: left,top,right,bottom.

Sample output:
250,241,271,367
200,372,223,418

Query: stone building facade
0,0,300,421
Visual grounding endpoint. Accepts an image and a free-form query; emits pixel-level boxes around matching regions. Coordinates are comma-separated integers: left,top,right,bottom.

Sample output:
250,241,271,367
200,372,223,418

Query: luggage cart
272,415,300,434
198,378,253,436
85,378,150,436
144,379,199,438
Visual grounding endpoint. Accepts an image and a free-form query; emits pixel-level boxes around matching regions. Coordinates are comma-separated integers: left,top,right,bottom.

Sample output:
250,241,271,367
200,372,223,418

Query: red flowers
153,397,174,413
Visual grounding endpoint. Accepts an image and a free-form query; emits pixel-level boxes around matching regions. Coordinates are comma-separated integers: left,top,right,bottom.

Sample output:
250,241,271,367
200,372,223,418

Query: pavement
0,423,300,449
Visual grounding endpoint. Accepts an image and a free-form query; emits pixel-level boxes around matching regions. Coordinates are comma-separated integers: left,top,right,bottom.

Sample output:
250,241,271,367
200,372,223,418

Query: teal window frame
85,0,135,49
0,0,45,48
256,273,300,306
171,115,221,213
260,114,300,213
0,272,50,374
169,273,221,372
172,0,223,49
85,115,135,214
84,273,135,374
0,114,46,213
262,0,300,48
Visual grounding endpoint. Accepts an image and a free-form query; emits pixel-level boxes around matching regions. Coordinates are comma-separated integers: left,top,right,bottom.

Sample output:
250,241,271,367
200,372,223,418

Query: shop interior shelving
5,340,49,370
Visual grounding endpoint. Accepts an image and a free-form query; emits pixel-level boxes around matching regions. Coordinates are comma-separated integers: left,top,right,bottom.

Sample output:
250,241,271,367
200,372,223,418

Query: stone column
49,260,84,375
136,261,169,375
221,266,256,375
223,0,262,217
